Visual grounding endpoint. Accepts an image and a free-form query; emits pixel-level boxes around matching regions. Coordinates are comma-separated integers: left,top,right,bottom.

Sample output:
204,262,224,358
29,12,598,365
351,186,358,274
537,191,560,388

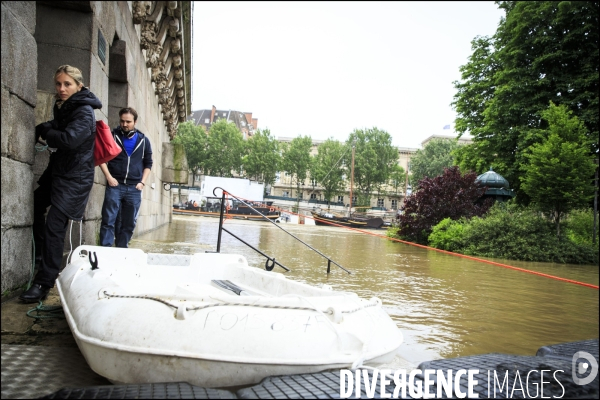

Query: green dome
476,168,509,189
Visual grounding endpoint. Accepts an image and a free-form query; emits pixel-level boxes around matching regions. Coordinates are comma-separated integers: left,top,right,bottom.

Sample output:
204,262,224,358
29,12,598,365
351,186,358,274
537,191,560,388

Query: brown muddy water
130,214,599,368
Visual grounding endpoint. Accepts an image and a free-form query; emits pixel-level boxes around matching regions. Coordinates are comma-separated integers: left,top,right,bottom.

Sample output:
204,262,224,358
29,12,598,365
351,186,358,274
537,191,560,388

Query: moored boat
311,209,384,229
174,196,280,221
57,246,403,388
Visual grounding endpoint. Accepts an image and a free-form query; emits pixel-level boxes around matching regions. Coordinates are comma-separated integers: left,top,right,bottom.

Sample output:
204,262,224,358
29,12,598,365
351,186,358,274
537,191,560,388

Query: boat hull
174,207,280,221
71,337,392,388
311,212,384,229
57,246,402,388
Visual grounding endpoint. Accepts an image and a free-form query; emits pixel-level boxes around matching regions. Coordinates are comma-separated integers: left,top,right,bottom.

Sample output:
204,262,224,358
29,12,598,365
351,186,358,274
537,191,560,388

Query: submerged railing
207,187,351,275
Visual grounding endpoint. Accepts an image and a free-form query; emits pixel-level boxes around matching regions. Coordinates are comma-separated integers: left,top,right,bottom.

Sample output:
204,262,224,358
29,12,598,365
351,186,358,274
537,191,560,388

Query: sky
191,2,505,149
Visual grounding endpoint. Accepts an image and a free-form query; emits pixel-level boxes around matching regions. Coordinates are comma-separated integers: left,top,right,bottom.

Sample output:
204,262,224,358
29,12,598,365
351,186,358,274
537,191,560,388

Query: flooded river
131,215,599,368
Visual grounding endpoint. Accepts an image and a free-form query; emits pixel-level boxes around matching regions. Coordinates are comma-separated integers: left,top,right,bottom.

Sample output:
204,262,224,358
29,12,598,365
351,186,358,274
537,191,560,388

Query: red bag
94,120,121,166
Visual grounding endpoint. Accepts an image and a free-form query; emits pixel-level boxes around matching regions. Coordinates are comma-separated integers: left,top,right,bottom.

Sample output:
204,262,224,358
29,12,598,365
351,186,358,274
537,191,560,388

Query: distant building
270,138,418,211
189,106,258,139
421,134,473,147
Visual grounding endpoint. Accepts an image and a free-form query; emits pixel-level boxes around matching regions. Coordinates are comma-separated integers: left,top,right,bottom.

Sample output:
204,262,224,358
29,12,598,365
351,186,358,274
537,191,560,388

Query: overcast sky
191,2,504,149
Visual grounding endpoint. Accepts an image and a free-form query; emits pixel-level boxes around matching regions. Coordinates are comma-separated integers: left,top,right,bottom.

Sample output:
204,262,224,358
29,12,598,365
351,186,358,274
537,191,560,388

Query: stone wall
1,2,38,295
1,1,191,297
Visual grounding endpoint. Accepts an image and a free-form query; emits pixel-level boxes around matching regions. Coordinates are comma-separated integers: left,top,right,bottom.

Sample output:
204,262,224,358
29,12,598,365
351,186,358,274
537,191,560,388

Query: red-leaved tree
398,166,493,244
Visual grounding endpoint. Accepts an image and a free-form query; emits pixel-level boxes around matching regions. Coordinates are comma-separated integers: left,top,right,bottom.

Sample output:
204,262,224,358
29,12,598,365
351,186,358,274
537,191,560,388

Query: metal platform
2,339,598,399
40,383,237,399
1,345,110,399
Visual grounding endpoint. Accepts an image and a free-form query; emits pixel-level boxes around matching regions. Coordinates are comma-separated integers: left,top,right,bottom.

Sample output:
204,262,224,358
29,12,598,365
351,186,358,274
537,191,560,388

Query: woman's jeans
100,184,142,248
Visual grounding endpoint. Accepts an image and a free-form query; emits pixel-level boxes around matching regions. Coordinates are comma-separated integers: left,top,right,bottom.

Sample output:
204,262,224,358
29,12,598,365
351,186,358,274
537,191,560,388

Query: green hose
26,300,65,320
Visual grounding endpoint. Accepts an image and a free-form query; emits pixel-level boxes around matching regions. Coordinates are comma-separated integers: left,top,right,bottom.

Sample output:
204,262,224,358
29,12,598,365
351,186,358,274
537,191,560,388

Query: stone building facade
270,138,418,210
1,1,191,297
189,106,258,139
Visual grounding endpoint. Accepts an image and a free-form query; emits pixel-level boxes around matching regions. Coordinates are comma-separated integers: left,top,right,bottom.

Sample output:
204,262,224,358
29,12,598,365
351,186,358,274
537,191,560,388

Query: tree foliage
452,1,599,200
242,128,281,188
281,136,313,200
204,119,245,177
345,128,397,206
409,138,461,187
397,166,493,244
520,102,596,237
427,203,598,265
387,164,406,197
564,208,599,246
172,121,208,186
310,138,347,204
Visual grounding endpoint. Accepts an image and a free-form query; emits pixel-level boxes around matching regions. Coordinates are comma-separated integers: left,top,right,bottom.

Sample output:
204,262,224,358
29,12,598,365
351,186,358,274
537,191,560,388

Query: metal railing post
211,186,351,274
215,191,226,253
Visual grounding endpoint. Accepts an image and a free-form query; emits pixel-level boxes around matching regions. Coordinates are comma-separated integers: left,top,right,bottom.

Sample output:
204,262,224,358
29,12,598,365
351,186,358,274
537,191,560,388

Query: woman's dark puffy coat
39,87,102,221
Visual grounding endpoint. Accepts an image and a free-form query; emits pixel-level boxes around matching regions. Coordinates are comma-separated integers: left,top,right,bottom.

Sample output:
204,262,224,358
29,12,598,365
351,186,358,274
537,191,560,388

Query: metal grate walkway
2,339,598,399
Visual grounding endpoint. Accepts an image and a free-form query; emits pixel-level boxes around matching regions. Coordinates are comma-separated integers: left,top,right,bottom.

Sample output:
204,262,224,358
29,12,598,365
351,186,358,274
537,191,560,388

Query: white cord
67,220,74,264
342,294,381,369
67,220,83,265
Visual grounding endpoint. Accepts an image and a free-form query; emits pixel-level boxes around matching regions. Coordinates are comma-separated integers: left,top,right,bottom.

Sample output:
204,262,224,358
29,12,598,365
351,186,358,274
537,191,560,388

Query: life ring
269,207,274,213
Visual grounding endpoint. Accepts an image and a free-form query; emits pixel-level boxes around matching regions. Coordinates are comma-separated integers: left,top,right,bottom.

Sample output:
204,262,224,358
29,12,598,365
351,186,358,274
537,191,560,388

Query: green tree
345,128,397,206
310,138,347,205
520,103,596,237
398,166,493,244
242,128,281,188
452,1,599,200
387,164,406,198
172,121,208,186
281,136,313,203
409,138,460,188
205,119,245,177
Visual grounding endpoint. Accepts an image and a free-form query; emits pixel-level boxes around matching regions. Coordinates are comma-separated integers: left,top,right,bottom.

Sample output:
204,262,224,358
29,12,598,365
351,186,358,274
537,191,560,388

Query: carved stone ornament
168,17,180,37
151,62,167,84
146,44,163,68
158,88,171,106
170,38,181,53
133,1,151,24
172,55,182,68
140,21,157,50
134,1,188,136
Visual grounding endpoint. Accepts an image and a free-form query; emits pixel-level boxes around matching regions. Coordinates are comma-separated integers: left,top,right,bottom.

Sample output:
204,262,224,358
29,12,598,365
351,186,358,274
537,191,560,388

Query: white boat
57,245,403,388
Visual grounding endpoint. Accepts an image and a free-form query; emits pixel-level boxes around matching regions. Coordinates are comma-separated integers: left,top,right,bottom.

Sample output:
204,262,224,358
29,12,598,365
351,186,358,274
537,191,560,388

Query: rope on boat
102,291,379,314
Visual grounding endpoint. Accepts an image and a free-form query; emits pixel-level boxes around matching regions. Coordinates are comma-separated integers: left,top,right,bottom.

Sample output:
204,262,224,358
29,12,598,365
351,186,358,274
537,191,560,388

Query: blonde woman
20,65,102,303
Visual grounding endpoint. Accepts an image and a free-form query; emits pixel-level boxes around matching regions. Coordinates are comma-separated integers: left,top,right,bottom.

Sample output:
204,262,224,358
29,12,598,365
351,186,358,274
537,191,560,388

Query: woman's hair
54,65,84,87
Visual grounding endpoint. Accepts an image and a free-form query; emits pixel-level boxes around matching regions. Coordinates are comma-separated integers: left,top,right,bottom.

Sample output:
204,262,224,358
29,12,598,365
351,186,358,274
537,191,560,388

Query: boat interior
72,248,352,305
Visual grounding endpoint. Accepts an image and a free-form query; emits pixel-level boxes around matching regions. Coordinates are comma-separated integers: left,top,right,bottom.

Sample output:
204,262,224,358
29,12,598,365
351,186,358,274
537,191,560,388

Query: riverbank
2,292,598,399
395,205,600,265
2,215,597,398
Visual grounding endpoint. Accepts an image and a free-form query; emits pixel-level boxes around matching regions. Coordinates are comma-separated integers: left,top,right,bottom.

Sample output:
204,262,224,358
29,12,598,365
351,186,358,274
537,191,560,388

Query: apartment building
270,138,418,211
189,105,258,139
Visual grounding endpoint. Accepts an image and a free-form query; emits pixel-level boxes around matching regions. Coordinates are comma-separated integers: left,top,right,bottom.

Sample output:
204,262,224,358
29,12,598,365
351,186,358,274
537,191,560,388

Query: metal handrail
209,187,351,275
